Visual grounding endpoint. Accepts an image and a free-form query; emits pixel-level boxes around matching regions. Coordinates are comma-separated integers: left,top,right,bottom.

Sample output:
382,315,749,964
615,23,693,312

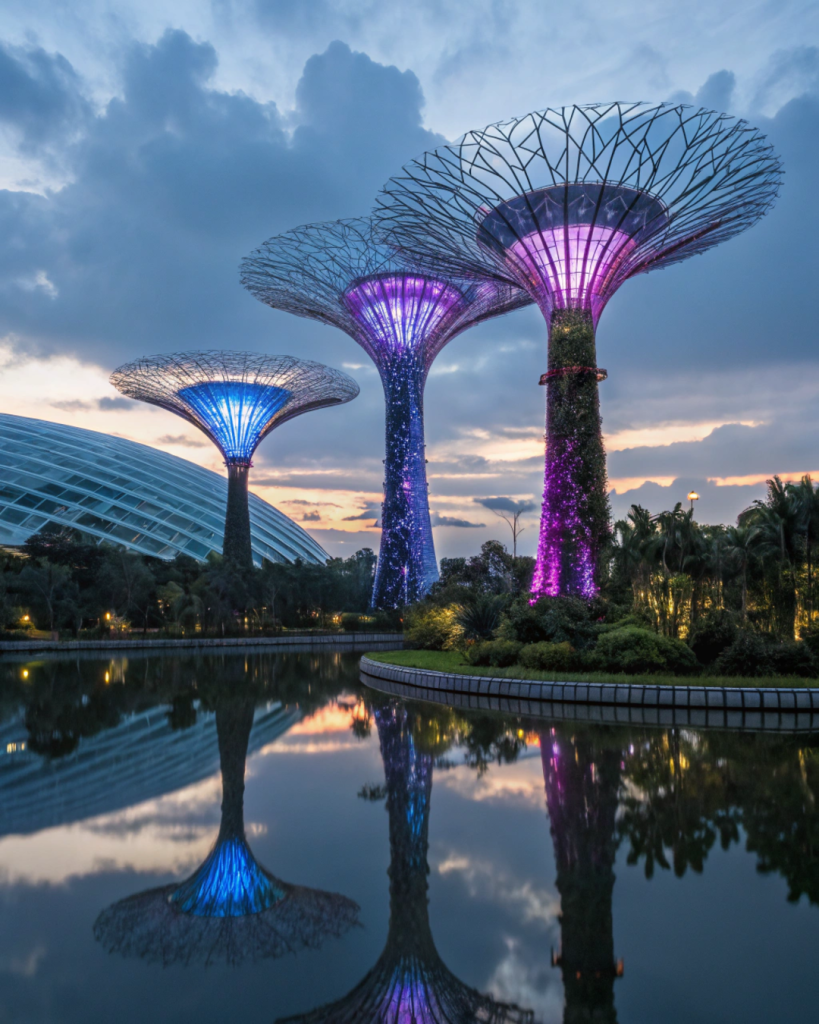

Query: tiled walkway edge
360,656,819,733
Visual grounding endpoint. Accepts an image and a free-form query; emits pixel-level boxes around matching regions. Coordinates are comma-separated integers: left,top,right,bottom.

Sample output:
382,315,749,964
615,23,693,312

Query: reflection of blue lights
177,381,291,464
170,836,285,917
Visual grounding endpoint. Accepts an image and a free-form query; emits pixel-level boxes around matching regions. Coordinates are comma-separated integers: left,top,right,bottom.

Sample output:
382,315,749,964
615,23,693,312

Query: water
1,648,818,1023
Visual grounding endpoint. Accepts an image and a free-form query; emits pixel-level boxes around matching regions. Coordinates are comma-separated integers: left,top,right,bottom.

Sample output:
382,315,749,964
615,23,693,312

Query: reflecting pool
1,648,819,1022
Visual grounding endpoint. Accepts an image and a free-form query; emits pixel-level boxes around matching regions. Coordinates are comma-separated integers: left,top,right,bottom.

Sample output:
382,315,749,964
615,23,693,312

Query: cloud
301,510,321,521
0,41,90,156
343,502,381,523
155,433,206,447
50,395,137,412
431,512,486,528
474,496,536,514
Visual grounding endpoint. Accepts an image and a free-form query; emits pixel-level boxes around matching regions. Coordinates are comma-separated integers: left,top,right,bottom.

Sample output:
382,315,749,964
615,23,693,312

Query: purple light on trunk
343,274,464,607
531,435,597,600
344,274,463,359
510,225,636,321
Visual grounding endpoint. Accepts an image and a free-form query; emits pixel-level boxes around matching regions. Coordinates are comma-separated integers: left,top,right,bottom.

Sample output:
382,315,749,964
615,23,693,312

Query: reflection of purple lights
510,226,635,322
531,437,597,600
344,275,463,359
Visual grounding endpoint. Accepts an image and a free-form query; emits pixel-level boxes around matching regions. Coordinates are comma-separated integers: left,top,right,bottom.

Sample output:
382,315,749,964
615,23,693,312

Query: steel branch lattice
110,351,359,466
375,103,782,599
241,218,532,608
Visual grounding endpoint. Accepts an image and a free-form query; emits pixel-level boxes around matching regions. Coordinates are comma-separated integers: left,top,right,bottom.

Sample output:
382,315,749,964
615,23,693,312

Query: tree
16,560,72,633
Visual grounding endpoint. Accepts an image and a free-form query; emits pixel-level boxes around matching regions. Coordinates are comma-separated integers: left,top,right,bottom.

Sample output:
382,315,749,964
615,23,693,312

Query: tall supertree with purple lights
376,103,782,599
278,703,533,1023
540,727,624,1023
111,351,358,570
93,690,360,967
241,219,530,608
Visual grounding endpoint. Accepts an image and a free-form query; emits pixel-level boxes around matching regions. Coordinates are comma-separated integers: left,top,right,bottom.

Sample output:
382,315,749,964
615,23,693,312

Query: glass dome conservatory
0,414,327,566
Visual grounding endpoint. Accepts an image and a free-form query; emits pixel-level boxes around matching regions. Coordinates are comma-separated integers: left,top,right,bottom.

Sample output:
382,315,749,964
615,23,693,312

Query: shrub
466,639,523,667
518,641,577,672
715,632,817,677
404,604,462,650
456,595,507,641
497,595,597,649
687,610,738,666
589,626,699,675
340,612,363,631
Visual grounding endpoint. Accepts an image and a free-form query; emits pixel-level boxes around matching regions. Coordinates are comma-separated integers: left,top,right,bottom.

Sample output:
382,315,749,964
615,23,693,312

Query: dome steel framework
375,102,782,599
241,218,531,609
111,351,358,570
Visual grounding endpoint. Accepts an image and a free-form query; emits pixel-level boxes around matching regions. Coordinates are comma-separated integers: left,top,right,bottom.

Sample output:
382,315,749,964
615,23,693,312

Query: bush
497,595,597,649
589,626,699,675
687,610,738,666
404,604,462,650
456,595,507,641
340,612,367,632
466,639,523,667
715,632,817,677
518,641,577,672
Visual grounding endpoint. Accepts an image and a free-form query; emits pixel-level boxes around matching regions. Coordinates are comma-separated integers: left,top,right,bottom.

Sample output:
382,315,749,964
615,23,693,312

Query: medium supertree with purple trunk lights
111,351,358,571
540,727,624,1023
278,703,533,1024
376,103,782,599
240,218,531,609
94,690,360,967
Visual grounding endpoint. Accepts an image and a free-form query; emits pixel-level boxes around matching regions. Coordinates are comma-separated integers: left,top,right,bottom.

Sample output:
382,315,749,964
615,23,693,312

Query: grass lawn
364,649,819,689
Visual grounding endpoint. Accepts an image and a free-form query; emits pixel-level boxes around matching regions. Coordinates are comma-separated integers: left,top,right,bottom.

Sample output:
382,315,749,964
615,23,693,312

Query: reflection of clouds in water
436,852,560,927
0,777,222,885
436,758,546,809
487,936,564,1024
0,945,47,979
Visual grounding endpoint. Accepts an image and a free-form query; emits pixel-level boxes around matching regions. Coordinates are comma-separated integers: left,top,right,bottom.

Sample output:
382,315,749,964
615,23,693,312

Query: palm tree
791,475,819,626
723,524,759,622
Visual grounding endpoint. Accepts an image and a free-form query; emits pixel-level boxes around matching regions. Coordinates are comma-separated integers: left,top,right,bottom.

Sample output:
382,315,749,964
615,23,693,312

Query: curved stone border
0,632,402,656
360,657,819,733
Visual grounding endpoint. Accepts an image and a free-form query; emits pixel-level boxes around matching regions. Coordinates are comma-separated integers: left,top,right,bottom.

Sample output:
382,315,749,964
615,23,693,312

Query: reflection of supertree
111,352,358,569
280,704,533,1023
94,692,359,966
377,104,782,598
241,219,530,608
541,728,623,1024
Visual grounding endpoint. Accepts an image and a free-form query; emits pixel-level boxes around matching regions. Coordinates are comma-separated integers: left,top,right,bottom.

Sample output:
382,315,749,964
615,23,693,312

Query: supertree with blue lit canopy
240,218,531,608
375,102,782,600
278,703,533,1024
111,351,359,570
93,689,360,967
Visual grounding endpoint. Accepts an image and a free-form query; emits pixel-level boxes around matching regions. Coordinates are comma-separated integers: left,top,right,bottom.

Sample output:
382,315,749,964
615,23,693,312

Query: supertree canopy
540,727,624,1024
241,218,531,608
278,703,533,1024
111,351,358,569
375,103,783,599
93,691,360,967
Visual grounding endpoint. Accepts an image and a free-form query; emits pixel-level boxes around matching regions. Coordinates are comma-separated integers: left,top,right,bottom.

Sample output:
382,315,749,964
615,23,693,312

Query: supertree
93,688,360,967
240,218,530,608
540,727,624,1024
110,352,359,569
375,103,782,599
278,703,533,1023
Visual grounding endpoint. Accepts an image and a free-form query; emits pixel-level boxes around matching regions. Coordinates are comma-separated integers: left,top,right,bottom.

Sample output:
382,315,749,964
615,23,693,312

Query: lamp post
688,491,700,516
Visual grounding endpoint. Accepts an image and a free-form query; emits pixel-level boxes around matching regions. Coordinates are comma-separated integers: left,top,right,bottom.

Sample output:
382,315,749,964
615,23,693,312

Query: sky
0,1,817,559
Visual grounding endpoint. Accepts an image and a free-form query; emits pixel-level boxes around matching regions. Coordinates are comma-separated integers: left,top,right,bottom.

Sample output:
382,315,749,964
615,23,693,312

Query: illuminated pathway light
376,103,782,599
111,351,358,570
241,218,531,608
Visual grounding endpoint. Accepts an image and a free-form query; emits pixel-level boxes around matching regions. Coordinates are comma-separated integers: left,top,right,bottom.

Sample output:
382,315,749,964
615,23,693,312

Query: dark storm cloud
0,31,442,366
0,41,90,154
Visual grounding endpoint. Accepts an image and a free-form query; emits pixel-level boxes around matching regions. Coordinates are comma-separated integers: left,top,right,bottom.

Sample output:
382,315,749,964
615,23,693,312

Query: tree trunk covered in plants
223,463,253,571
532,309,610,600
370,357,438,610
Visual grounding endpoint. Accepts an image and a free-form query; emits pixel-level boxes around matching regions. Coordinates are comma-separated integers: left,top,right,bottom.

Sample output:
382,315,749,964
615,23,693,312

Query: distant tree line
0,525,394,638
